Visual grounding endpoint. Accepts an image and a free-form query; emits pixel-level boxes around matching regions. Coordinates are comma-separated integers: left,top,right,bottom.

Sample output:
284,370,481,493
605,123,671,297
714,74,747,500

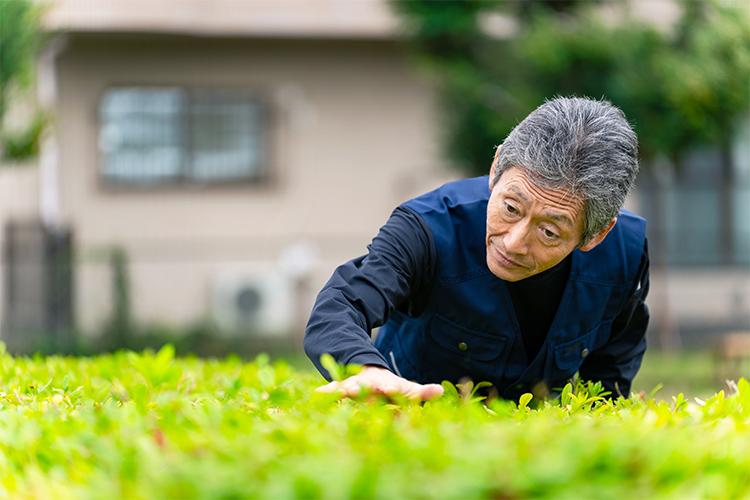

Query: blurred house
0,0,747,353
0,0,459,350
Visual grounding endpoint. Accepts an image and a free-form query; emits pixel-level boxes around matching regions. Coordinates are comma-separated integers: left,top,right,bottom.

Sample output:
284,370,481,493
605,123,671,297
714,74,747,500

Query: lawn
0,344,748,499
632,349,744,400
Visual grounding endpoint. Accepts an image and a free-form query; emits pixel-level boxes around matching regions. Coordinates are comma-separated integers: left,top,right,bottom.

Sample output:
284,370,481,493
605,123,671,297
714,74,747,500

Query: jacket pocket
422,314,509,383
553,321,612,376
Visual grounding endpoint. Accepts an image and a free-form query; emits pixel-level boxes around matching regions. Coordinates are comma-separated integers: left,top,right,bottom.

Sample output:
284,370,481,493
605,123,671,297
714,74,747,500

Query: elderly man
304,97,649,401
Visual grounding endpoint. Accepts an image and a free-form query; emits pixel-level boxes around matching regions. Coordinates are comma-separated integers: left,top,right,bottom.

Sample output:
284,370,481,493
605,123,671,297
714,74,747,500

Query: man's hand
315,365,444,401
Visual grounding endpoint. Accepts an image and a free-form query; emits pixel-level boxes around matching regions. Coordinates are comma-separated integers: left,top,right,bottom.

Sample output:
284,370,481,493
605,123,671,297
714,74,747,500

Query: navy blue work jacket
304,177,649,400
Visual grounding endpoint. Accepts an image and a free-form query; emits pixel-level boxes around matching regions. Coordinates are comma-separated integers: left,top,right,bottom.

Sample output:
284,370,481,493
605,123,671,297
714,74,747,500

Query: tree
390,0,750,175
0,0,45,160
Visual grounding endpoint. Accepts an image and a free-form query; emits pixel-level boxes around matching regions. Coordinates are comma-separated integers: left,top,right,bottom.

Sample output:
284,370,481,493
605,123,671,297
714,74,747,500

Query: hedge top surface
0,344,748,500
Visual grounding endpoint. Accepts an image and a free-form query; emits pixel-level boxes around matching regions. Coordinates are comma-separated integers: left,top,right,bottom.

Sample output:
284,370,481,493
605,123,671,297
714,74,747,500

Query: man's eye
505,203,518,214
543,228,559,239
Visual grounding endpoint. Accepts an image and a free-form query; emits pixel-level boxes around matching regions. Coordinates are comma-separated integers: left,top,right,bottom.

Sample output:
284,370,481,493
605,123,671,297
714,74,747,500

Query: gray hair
491,97,639,246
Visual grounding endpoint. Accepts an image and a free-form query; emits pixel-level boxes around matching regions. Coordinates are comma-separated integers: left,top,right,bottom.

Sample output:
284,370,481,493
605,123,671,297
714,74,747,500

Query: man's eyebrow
507,186,529,203
542,211,574,228
507,185,575,228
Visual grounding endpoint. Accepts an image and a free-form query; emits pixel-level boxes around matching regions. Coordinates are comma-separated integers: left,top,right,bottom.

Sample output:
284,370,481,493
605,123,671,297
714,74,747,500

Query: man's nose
503,222,530,255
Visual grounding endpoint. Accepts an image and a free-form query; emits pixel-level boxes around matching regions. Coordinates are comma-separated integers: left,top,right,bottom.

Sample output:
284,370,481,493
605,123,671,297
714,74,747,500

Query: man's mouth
490,242,526,269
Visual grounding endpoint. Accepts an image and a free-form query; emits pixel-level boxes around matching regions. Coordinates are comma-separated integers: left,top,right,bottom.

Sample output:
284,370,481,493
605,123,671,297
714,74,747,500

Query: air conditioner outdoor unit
211,264,294,337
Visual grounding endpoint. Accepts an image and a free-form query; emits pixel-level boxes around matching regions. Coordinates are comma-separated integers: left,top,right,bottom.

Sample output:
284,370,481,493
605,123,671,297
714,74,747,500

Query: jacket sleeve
578,239,650,397
303,207,435,381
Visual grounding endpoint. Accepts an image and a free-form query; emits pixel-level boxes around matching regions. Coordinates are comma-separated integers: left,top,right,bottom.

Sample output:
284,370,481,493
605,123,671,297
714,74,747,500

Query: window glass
733,115,750,185
640,148,750,267
100,88,185,184
678,149,722,188
99,87,265,185
732,116,750,265
734,187,750,265
664,188,721,265
189,91,263,181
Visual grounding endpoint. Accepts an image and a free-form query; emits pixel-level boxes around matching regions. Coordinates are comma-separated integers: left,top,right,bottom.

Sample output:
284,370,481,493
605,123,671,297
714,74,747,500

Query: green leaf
672,393,687,412
319,354,344,382
257,367,275,389
254,352,270,367
155,343,175,367
37,378,52,395
560,383,573,406
471,381,493,398
737,378,749,397
649,383,664,399
62,375,69,393
441,380,460,401
344,363,364,378
519,393,533,410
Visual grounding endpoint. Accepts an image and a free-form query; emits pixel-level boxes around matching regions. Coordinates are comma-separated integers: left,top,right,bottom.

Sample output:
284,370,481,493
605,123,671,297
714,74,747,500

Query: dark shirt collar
510,253,572,285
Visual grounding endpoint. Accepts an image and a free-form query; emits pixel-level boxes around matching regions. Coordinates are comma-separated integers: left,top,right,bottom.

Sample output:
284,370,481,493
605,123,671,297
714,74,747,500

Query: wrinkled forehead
495,166,587,229
496,164,581,197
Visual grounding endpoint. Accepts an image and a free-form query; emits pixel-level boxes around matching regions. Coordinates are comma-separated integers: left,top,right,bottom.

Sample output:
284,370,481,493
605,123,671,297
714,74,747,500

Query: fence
2,220,74,354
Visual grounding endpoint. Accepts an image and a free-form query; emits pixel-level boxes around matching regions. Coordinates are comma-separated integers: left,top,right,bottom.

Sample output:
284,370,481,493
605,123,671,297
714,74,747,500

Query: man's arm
303,207,443,400
578,240,650,397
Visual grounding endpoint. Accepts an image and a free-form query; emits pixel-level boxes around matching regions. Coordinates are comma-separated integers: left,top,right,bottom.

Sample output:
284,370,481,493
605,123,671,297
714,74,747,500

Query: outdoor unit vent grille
211,265,294,337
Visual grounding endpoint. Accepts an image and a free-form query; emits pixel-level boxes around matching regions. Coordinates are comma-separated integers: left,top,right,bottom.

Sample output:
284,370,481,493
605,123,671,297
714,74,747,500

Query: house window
99,87,265,185
639,118,750,267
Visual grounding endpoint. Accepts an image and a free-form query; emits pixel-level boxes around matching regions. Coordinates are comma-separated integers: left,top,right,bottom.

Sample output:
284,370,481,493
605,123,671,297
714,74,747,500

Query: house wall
43,0,398,40
0,166,39,229
53,34,458,336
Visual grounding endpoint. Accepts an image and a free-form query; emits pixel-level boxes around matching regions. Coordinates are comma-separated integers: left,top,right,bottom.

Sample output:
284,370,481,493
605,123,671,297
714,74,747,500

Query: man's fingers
401,381,444,401
315,380,362,397
315,381,344,394
376,384,400,396
315,368,444,402
420,383,444,400
341,381,362,396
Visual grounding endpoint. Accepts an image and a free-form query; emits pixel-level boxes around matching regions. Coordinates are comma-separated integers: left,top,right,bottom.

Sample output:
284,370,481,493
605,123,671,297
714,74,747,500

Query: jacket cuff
345,352,391,372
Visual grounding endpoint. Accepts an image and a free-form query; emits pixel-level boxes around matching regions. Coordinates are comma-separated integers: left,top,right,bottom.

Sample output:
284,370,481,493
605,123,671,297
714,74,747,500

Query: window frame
96,85,272,191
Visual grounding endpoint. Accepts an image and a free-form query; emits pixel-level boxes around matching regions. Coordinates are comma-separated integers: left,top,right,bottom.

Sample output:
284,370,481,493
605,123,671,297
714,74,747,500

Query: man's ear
579,218,617,252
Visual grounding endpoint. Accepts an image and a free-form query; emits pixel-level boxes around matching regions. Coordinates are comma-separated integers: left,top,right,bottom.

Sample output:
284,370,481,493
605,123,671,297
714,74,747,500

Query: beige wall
53,35,458,335
44,0,398,39
0,165,39,226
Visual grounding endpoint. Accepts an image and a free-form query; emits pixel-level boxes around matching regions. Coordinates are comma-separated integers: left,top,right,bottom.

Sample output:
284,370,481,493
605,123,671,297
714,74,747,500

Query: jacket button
458,342,468,351
581,348,589,358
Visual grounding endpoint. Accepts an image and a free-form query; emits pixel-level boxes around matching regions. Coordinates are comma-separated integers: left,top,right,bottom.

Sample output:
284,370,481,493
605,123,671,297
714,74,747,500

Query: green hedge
0,344,747,499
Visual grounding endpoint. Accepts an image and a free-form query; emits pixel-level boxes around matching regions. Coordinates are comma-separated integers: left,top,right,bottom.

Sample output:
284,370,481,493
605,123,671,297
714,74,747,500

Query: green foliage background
391,0,750,175
0,345,748,499
0,0,46,160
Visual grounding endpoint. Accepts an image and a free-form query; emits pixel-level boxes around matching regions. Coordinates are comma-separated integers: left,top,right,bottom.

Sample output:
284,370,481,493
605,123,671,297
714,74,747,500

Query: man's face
486,166,597,282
